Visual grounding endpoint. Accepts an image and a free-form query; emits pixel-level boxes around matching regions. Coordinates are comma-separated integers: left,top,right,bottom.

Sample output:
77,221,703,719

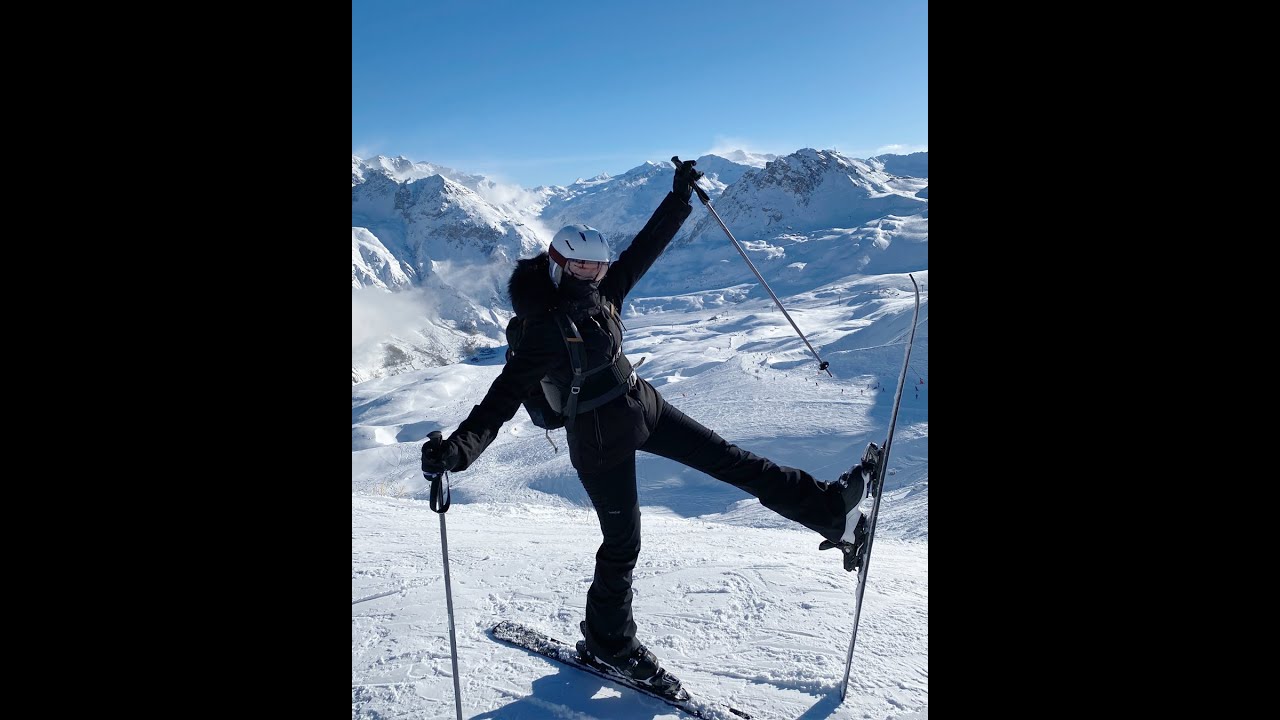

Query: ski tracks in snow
353,497,927,719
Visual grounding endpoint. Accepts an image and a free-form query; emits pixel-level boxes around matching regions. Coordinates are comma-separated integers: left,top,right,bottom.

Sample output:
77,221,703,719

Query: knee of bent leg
597,506,642,549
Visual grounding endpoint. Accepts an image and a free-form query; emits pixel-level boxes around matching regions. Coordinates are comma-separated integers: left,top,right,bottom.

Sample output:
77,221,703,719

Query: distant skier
422,158,875,697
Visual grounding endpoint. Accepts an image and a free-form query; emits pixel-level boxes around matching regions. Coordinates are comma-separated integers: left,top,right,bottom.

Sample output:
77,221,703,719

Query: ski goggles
564,258,609,282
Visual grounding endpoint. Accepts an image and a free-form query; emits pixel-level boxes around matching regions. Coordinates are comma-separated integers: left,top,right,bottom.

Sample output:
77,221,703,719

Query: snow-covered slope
353,497,928,720
869,151,929,178
352,271,928,718
351,227,411,291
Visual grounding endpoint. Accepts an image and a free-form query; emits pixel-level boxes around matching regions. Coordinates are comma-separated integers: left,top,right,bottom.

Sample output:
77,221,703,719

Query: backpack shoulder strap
552,314,587,428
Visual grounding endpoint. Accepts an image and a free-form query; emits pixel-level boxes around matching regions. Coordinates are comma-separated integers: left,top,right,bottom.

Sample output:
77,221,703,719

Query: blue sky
352,0,927,188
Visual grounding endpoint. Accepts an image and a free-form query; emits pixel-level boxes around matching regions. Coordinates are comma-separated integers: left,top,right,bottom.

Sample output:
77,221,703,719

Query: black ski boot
576,622,685,698
819,513,870,572
831,441,879,503
818,442,881,572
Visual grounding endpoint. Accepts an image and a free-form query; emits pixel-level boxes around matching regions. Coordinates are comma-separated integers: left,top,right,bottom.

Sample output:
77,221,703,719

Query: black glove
422,434,462,475
673,159,704,203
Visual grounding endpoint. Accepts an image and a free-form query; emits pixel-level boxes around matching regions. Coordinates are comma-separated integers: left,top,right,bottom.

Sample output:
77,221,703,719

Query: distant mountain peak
868,151,928,178
789,147,851,163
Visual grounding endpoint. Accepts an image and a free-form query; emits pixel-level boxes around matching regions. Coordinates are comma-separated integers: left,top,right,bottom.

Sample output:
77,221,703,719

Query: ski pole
424,430,463,720
672,156,832,376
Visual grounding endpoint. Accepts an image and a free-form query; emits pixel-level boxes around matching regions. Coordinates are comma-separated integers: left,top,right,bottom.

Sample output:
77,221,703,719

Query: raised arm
598,159,702,304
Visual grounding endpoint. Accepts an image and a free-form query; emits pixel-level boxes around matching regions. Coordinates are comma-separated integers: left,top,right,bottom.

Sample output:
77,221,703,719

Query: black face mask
558,275,601,316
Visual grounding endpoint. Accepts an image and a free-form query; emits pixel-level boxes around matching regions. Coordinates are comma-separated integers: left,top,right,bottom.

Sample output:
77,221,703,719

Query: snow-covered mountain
536,153,774,247
536,161,677,250
352,149,927,381
354,154,556,219
350,175,542,311
869,151,929,178
636,149,927,297
535,153,742,251
352,161,551,378
680,149,926,242
353,154,487,188
351,227,411,291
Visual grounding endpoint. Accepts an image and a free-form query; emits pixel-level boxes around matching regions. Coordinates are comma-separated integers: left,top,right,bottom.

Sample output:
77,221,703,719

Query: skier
422,159,875,696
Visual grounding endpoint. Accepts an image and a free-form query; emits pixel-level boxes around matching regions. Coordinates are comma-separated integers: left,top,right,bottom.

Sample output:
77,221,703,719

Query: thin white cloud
352,142,386,160
474,152,643,168
702,137,789,158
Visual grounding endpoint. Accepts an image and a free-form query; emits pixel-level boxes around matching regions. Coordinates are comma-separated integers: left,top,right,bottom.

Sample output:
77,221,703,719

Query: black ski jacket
449,192,693,471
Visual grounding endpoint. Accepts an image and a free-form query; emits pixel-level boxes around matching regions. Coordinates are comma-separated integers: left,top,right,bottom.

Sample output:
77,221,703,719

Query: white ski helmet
548,224,611,286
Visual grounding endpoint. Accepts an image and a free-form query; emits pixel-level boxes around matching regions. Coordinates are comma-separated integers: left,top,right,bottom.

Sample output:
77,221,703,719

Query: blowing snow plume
352,284,511,385
351,288,444,382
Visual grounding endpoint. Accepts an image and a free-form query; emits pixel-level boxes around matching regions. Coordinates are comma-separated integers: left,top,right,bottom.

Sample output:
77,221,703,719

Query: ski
490,620,752,719
838,273,922,700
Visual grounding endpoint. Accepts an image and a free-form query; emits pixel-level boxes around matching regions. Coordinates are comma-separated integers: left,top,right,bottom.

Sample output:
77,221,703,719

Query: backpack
505,305,634,433
505,315,566,430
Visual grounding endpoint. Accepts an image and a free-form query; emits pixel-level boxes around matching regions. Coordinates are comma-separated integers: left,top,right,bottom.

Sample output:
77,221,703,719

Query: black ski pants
577,400,848,656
